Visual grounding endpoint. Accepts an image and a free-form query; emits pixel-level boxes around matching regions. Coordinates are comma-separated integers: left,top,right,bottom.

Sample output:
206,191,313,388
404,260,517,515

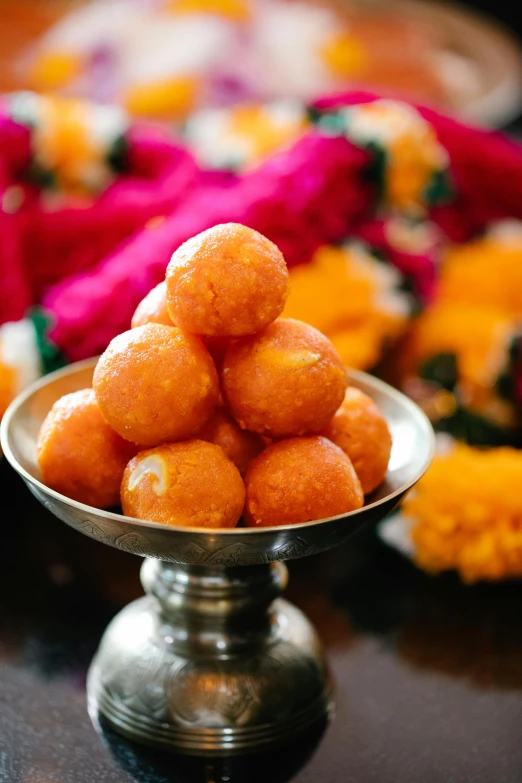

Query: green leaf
316,112,348,135
437,406,522,448
423,169,453,206
106,134,130,173
26,162,57,190
306,106,323,125
28,308,67,376
420,352,458,391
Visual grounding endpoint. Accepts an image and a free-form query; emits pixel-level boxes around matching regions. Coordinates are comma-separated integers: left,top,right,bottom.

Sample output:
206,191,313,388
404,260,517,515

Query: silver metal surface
88,559,332,754
0,358,434,566
1,358,434,754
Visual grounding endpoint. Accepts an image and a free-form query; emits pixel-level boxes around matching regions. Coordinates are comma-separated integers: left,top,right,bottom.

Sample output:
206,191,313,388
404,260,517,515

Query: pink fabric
315,90,522,238
0,211,31,323
4,89,522,360
22,127,199,298
44,133,371,361
0,118,32,321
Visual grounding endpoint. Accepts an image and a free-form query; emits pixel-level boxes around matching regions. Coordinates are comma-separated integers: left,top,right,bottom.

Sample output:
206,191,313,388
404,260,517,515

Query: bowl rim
1,357,435,536
348,0,522,129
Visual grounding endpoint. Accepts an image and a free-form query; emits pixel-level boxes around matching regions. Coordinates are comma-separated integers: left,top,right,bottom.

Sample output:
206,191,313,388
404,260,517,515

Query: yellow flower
282,243,409,369
0,321,41,420
403,443,522,582
404,301,516,424
321,32,368,78
123,76,199,121
166,0,250,21
36,96,98,192
439,235,522,317
227,104,307,167
187,103,308,169
29,51,82,91
0,361,15,420
13,94,127,195
329,324,383,371
345,100,448,214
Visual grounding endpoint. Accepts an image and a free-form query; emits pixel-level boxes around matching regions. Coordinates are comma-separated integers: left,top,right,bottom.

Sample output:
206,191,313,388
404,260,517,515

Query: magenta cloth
21,125,199,299
9,90,522,361
0,118,32,322
0,116,32,180
44,132,371,361
314,90,522,239
0,211,31,323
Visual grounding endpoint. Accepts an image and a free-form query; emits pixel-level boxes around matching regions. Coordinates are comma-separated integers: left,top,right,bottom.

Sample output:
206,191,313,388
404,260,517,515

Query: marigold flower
403,443,522,583
282,242,410,368
439,227,522,316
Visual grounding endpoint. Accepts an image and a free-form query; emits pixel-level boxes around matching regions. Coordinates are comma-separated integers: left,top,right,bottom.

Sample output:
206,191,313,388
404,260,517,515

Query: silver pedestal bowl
1,358,434,756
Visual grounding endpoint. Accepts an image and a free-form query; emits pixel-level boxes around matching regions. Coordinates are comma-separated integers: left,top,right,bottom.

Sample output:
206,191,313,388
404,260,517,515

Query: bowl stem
87,558,332,755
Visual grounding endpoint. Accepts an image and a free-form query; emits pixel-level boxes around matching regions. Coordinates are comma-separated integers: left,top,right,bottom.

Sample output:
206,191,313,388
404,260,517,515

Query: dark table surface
0,2,522,779
2,459,522,783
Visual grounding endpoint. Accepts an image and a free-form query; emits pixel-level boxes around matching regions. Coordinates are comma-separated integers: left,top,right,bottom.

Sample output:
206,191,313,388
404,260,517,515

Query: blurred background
2,0,522,583
2,2,522,781
0,0,521,128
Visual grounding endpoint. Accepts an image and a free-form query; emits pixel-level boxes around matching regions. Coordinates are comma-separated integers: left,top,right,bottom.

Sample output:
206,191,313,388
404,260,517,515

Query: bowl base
87,559,332,755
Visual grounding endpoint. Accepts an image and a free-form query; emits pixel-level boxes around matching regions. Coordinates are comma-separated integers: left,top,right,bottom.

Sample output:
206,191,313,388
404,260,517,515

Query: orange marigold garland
400,223,522,445
282,242,412,370
313,99,452,216
401,443,522,583
1,89,522,585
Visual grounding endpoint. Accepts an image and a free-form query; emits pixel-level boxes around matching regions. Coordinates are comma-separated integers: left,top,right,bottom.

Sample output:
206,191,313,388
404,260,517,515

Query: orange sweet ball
166,223,289,336
244,436,364,528
196,407,264,475
121,440,245,528
203,336,230,370
93,323,219,446
131,282,173,328
130,287,230,366
222,318,348,437
37,389,138,508
322,387,392,494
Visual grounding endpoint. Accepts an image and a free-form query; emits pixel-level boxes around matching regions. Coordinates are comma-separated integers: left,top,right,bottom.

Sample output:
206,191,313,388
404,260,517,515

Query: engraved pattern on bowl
1,358,434,565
